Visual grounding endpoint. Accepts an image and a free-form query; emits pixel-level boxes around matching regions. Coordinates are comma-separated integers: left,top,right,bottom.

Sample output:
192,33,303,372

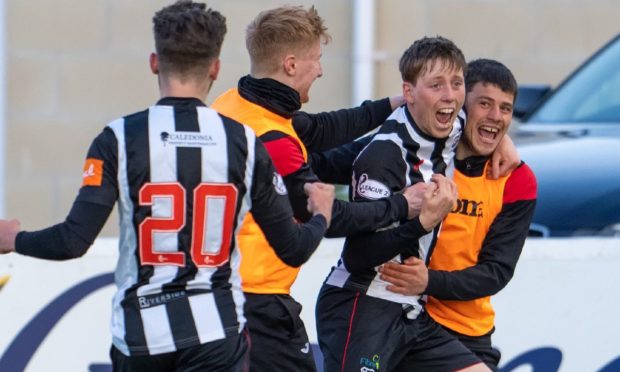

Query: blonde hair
246,5,331,74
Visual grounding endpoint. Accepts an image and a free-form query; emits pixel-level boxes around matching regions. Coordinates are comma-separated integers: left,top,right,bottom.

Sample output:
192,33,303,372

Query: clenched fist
418,174,457,231
402,182,427,219
304,182,335,228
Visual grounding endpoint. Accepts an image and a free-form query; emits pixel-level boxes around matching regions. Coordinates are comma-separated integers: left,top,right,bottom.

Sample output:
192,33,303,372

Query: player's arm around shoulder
292,97,395,152
488,134,520,179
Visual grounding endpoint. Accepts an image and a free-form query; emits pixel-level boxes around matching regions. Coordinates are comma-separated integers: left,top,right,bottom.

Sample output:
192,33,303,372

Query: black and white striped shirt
325,105,465,318
16,97,327,356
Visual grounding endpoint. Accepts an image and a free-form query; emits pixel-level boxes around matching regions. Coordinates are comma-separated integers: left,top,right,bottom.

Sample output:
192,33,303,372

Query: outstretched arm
263,134,411,237
308,136,372,185
1,129,118,259
14,201,114,259
294,97,402,152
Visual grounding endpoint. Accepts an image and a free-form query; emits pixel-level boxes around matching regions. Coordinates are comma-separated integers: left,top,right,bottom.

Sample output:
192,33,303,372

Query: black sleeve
15,201,114,260
282,163,320,223
75,128,119,207
342,218,429,272
293,98,392,152
249,139,327,267
425,199,536,300
308,135,372,185
349,139,408,201
327,196,408,238
281,153,408,238
14,129,119,260
339,139,415,270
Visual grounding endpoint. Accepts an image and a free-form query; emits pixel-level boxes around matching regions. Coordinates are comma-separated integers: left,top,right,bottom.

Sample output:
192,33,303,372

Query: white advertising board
1,237,619,371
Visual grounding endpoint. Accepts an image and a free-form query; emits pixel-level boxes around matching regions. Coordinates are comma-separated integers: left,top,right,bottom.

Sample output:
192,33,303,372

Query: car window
530,36,620,123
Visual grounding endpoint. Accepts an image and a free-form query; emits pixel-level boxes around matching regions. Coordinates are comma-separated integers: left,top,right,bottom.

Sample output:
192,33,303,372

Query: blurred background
1,0,618,235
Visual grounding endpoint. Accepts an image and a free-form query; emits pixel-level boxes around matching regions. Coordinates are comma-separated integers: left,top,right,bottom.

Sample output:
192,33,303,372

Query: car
511,33,620,237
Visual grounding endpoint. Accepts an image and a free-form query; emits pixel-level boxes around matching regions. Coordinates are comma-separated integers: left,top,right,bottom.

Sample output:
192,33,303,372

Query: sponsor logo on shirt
81,158,103,187
273,173,288,195
160,131,216,147
138,290,187,309
451,198,484,217
356,173,390,200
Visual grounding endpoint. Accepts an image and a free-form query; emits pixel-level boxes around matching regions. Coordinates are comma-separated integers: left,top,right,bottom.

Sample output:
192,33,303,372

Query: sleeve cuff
313,213,328,231
14,230,39,257
394,194,409,220
425,269,442,295
407,217,429,237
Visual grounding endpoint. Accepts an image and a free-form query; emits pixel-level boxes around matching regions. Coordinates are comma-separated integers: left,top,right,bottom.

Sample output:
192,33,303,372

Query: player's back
107,97,255,356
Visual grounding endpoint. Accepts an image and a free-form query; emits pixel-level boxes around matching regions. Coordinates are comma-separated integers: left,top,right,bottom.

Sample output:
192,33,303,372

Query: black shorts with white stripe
316,284,482,372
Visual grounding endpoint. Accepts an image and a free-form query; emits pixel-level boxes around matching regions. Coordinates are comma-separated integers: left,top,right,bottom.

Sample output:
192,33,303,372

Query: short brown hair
466,58,518,102
399,36,466,85
246,5,331,74
153,0,227,76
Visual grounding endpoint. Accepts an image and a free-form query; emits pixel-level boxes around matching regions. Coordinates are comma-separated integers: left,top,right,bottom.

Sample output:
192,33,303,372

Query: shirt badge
82,158,104,187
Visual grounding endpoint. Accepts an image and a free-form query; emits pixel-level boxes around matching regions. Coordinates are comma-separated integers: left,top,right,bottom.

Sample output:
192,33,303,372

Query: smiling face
403,58,465,138
459,81,515,158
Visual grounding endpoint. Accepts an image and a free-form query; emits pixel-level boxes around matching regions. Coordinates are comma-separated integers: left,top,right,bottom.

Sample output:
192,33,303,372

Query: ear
402,81,415,104
283,54,297,76
209,58,221,81
149,53,159,74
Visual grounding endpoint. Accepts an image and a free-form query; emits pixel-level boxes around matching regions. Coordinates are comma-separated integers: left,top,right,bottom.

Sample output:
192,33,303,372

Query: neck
250,69,295,93
456,141,489,160
406,102,433,137
158,74,212,102
455,143,470,160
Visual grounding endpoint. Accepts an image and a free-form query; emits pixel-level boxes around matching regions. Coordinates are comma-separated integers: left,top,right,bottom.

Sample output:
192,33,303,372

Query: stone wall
4,0,617,235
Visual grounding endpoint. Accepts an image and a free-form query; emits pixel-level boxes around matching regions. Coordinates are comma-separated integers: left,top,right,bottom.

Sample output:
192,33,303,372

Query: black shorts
316,284,482,372
244,293,316,372
110,330,249,372
444,327,501,371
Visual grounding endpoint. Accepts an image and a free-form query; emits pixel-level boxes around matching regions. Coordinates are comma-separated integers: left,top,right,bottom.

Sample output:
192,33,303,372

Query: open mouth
436,108,454,125
479,125,499,141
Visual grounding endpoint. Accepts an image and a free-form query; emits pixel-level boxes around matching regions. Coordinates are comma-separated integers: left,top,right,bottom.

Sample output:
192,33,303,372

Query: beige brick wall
374,0,619,97
4,0,618,235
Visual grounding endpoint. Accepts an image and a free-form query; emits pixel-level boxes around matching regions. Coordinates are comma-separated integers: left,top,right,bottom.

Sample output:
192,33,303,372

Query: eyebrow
477,95,513,107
